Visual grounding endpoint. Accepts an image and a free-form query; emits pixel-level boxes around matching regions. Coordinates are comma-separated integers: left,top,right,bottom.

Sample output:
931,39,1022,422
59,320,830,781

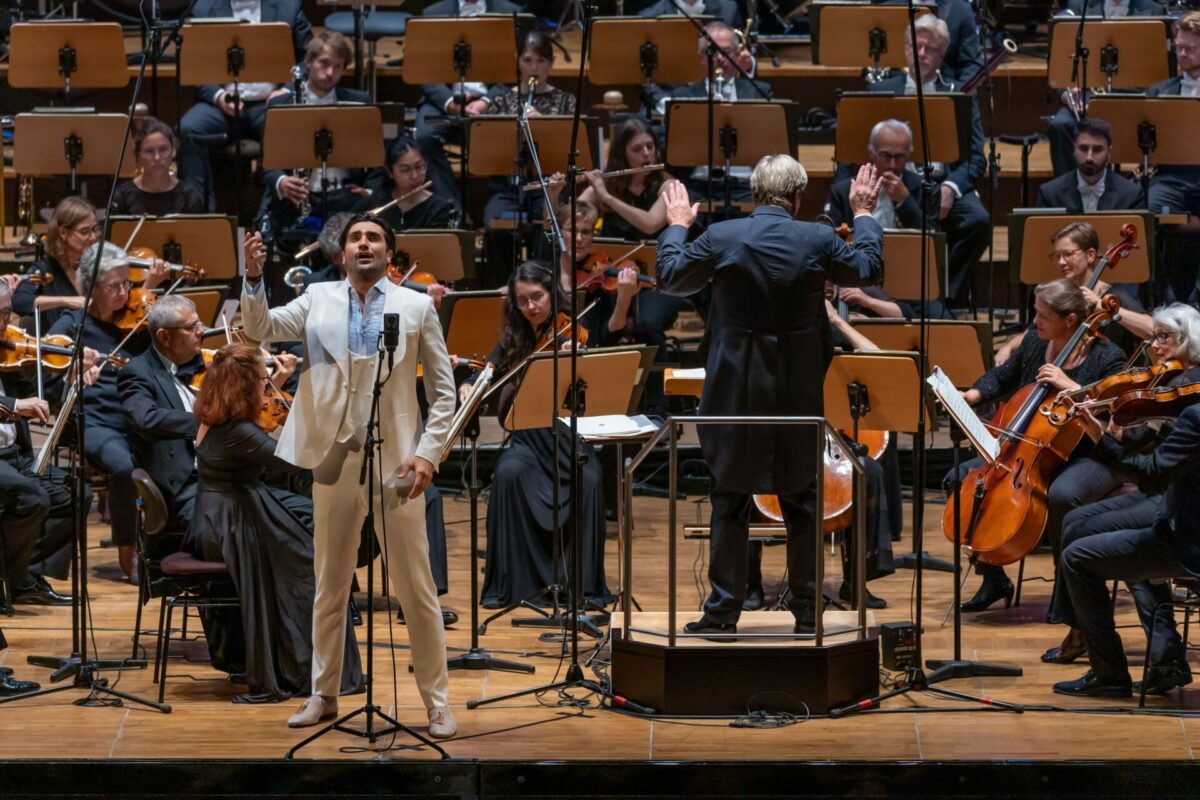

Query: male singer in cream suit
240,213,458,736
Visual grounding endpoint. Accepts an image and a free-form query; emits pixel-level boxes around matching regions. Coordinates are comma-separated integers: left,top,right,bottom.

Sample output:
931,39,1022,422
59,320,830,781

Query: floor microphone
382,312,400,371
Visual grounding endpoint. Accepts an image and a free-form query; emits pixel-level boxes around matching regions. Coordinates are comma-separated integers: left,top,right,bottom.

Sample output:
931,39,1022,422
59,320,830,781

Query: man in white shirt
1035,117,1144,212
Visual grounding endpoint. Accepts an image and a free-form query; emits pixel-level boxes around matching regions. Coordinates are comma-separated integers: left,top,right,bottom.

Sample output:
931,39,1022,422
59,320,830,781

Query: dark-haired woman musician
462,261,611,610
351,136,454,232
112,117,206,217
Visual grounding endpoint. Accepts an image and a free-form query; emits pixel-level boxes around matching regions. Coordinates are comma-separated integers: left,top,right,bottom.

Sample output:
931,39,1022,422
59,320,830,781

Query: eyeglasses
163,320,205,332
1175,41,1198,55
70,224,101,238
515,291,548,309
394,162,428,176
0,306,12,318
97,280,132,293
1049,248,1084,263
1151,330,1178,343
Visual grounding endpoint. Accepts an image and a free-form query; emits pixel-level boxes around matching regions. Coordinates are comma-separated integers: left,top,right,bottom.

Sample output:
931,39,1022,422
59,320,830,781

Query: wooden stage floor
3,487,1200,771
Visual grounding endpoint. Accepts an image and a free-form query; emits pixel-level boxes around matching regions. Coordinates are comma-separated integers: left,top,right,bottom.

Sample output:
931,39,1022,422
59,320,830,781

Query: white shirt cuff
943,181,963,199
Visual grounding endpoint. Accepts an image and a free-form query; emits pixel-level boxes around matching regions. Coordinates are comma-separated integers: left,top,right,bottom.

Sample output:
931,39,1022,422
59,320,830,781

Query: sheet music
926,366,999,463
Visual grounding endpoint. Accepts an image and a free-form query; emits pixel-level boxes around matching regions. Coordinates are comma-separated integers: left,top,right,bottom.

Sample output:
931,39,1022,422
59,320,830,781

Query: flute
522,164,664,192
292,181,434,261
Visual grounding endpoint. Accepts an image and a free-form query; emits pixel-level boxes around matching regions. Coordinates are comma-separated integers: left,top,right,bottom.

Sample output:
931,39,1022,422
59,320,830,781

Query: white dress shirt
1077,171,1106,213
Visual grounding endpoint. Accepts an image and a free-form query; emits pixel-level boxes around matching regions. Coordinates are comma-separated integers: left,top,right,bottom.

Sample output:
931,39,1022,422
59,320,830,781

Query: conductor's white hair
1153,303,1200,365
750,154,808,210
869,119,914,152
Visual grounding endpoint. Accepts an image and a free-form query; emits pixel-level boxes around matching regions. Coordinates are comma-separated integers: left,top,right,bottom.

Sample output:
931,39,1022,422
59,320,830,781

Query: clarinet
291,65,312,219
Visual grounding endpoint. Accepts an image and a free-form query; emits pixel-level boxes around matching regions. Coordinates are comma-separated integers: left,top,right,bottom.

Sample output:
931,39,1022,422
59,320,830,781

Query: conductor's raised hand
243,232,266,278
397,455,434,500
848,164,883,217
663,180,698,229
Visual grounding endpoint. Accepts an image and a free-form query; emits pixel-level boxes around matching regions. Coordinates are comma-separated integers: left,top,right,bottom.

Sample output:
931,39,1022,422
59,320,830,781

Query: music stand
178,21,296,222
172,287,228,326
810,2,932,81
587,18,706,116
7,22,129,103
14,113,136,194
1047,18,1172,93
835,93,971,167
470,347,649,710
109,215,240,280
394,230,473,284
881,229,944,301
438,291,506,362
664,100,797,217
1085,97,1200,207
850,317,993,389
262,104,384,223
1009,210,1154,286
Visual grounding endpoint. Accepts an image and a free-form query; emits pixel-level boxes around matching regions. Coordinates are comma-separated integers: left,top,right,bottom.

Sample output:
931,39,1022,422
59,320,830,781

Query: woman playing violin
459,261,611,610
13,197,98,331
1044,303,1200,690
953,278,1126,612
46,242,169,580
995,222,1153,365
187,343,360,702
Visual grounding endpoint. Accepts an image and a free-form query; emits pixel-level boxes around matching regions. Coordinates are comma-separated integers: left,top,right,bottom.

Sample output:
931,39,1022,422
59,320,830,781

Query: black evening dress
112,180,206,216
186,418,364,702
476,343,612,609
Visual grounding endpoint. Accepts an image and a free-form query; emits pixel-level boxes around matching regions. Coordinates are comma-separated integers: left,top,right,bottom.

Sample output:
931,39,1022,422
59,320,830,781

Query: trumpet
521,164,664,192
17,175,39,247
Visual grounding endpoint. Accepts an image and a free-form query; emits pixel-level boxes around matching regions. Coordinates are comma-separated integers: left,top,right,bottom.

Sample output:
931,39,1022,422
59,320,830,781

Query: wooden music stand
663,101,798,168
1008,210,1153,285
1047,18,1172,92
438,290,506,362
466,116,598,177
109,216,240,280
810,2,932,75
823,351,931,437
7,22,128,102
400,16,529,86
881,230,945,301
835,93,971,167
177,22,297,87
172,287,228,327
849,318,993,389
587,17,706,101
13,113,136,193
1086,97,1200,166
393,230,473,283
505,347,645,431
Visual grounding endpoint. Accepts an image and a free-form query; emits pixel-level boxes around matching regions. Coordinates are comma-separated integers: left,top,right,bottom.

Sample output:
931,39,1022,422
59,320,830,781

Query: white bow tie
1078,182,1104,197
1181,75,1200,96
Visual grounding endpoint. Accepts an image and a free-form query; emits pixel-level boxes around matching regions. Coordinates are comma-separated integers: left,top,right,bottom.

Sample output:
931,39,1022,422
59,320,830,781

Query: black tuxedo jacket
866,73,986,194
118,349,201,509
656,207,883,495
880,0,981,82
190,0,312,105
827,170,937,229
1035,169,1145,212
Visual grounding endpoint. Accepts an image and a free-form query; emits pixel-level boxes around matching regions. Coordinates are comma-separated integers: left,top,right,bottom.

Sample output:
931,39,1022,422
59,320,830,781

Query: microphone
382,313,400,372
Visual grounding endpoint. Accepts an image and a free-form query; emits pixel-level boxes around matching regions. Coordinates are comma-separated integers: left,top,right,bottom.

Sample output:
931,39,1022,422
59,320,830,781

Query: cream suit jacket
240,278,456,472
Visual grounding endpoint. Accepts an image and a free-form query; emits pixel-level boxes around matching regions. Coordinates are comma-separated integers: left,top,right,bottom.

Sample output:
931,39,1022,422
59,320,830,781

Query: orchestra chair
1138,576,1200,708
322,9,411,98
130,469,238,704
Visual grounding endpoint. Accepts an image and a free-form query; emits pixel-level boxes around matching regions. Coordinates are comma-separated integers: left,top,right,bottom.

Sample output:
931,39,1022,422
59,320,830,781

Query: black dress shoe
0,666,12,676
1052,670,1132,698
1134,663,1193,696
441,610,459,627
793,604,818,634
1041,628,1087,664
683,618,737,641
349,598,362,627
838,582,887,609
742,585,765,611
12,579,72,606
960,578,1015,613
0,674,40,696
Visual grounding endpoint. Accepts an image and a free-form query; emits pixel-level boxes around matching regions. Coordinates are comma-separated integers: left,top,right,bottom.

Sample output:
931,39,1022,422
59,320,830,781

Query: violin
1109,383,1200,426
386,261,443,295
111,286,157,331
125,246,205,284
1044,359,1184,426
0,325,76,372
941,292,1125,566
576,253,656,295
259,382,292,433
184,349,218,393
14,270,52,287
536,311,589,352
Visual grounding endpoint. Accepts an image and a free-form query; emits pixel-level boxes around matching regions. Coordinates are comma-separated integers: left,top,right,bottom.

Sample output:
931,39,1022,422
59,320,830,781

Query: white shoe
427,705,457,739
287,695,338,728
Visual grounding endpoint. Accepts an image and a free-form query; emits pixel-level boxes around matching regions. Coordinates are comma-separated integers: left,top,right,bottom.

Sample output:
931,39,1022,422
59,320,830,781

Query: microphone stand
468,0,651,716
286,321,448,759
829,0,1022,719
1069,3,1090,123
3,35,167,714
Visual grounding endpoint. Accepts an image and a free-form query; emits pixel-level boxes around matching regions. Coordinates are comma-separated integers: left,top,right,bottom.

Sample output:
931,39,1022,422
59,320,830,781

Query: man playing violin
0,280,84,610
657,155,884,638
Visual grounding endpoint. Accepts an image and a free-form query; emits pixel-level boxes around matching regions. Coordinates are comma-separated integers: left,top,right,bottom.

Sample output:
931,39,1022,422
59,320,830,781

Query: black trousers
942,192,992,305
706,484,816,625
0,447,80,590
1052,491,1181,670
85,426,137,548
1061,524,1188,682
